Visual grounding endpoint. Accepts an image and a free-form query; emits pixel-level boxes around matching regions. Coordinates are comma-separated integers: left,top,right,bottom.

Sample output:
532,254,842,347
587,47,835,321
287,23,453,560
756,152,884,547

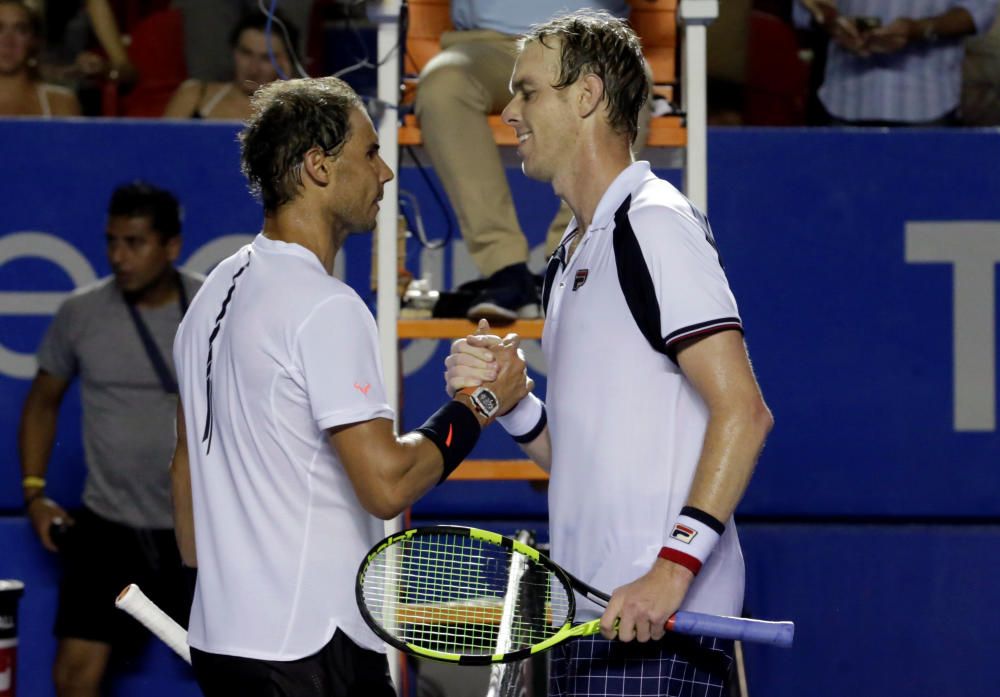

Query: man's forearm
685,402,773,523
517,426,552,472
18,402,59,503
920,7,977,39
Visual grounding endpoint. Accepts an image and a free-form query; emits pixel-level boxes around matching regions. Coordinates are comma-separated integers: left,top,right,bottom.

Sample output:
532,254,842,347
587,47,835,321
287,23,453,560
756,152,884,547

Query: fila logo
573,269,589,291
670,524,697,544
353,382,371,396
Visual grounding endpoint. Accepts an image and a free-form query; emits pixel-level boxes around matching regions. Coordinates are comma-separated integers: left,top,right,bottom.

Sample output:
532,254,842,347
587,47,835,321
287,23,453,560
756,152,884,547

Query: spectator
961,13,1000,124
18,182,200,697
27,0,145,115
163,10,297,121
76,0,140,88
414,0,651,323
0,0,80,116
173,0,312,82
796,0,998,125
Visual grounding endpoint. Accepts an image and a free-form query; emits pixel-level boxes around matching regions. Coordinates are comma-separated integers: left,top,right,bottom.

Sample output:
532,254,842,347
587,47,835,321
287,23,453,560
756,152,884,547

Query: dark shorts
190,629,396,697
549,633,735,697
54,507,194,651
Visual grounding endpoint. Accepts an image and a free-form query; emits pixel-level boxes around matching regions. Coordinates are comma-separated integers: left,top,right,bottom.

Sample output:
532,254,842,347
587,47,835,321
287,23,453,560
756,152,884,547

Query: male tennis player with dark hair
445,10,773,696
19,181,199,697
170,76,532,697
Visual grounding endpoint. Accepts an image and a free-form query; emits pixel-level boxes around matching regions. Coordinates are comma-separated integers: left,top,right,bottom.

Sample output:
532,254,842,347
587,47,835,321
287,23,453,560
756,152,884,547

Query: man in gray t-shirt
18,182,201,697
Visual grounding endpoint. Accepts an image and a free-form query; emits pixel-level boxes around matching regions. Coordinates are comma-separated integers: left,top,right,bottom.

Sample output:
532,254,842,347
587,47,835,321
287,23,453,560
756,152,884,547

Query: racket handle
115,584,192,664
667,611,794,648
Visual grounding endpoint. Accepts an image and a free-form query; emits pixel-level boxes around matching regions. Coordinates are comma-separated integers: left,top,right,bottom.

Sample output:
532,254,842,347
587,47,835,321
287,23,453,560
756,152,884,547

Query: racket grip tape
667,611,795,648
115,583,192,664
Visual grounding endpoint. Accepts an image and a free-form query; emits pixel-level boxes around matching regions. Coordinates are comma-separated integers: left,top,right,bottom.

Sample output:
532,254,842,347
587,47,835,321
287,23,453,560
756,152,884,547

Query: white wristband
496,393,545,440
659,511,724,575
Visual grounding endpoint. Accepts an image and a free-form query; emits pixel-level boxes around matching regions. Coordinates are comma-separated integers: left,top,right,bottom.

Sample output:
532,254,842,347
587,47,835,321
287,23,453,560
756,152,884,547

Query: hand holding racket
598,557,695,643
356,526,794,666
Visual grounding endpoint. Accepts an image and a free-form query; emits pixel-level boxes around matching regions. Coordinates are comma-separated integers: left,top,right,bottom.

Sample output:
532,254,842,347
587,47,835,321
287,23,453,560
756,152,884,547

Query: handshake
444,319,536,421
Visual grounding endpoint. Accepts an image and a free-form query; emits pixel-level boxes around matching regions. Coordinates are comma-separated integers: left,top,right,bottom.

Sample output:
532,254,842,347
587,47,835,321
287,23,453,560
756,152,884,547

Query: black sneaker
466,263,541,324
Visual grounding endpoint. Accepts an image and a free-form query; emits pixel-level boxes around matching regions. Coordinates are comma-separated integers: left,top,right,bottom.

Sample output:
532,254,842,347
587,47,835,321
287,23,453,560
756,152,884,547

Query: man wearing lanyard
18,182,201,697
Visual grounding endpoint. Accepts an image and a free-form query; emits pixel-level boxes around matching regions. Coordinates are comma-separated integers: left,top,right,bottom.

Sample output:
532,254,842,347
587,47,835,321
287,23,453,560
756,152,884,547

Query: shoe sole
467,302,541,324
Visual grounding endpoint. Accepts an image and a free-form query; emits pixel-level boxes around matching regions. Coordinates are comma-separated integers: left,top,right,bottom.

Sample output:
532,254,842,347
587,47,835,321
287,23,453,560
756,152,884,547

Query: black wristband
512,405,547,444
679,505,726,535
415,400,482,483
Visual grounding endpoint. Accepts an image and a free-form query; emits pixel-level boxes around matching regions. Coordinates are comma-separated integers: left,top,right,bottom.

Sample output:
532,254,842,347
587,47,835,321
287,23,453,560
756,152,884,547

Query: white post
368,3,403,692
680,0,718,213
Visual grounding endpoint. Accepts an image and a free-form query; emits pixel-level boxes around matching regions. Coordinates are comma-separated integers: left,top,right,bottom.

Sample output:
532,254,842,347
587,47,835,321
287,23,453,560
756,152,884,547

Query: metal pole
368,3,403,692
680,0,718,212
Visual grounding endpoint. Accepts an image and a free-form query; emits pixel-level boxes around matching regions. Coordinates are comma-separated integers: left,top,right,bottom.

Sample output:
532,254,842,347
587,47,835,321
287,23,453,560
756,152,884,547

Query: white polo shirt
543,162,746,619
174,234,393,660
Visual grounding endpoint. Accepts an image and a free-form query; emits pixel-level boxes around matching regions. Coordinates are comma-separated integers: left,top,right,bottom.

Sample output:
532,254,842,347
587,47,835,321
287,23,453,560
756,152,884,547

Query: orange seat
400,0,683,147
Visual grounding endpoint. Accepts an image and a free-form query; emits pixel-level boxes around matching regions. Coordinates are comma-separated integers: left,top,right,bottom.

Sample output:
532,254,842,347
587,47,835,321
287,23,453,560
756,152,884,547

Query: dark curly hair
107,181,182,242
520,9,649,143
239,77,362,213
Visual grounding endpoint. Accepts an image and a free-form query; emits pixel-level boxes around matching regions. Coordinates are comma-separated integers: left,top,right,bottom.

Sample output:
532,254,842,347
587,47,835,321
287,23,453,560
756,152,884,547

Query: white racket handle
115,583,191,664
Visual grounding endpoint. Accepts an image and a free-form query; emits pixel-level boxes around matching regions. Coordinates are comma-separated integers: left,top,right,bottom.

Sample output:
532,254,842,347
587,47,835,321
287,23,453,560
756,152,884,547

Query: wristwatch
466,386,500,420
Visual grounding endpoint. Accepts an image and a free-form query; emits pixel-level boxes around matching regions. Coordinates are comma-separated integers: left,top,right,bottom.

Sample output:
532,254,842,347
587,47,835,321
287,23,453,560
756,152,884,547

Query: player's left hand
863,18,918,54
599,558,695,642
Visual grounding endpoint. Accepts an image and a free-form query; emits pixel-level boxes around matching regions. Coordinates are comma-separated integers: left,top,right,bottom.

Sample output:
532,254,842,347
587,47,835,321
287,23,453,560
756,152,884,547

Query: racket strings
362,532,572,657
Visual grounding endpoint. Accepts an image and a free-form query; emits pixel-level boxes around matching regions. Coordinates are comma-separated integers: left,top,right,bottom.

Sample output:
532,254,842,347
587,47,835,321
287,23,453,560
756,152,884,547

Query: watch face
474,388,499,416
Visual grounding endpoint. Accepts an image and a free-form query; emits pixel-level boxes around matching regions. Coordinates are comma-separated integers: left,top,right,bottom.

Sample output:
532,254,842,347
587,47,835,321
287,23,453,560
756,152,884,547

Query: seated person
163,9,296,120
796,0,997,126
174,0,312,82
0,0,81,116
414,1,651,323
76,0,142,87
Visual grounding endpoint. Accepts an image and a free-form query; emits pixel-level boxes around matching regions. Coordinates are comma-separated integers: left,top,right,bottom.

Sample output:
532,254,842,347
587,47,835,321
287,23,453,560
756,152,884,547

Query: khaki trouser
415,30,651,278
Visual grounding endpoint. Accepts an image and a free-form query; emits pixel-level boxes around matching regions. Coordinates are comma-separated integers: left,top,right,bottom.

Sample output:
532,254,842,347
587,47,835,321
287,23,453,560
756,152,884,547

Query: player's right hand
444,319,503,396
27,498,73,553
483,339,533,417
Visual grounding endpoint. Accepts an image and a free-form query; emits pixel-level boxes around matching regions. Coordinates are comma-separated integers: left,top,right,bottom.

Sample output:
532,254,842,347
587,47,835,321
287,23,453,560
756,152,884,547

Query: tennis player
445,10,773,696
170,77,531,696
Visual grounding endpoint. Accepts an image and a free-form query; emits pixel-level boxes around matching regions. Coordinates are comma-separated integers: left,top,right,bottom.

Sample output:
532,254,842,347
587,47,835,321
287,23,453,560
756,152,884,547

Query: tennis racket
356,526,794,665
115,584,191,665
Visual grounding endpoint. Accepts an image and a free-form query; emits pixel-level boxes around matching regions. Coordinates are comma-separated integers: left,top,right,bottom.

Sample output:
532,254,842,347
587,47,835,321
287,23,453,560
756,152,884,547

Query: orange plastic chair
400,0,683,146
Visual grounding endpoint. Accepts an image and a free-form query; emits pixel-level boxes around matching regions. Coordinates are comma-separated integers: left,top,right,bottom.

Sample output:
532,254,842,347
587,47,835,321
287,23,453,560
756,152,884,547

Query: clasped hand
445,319,534,413
803,2,922,57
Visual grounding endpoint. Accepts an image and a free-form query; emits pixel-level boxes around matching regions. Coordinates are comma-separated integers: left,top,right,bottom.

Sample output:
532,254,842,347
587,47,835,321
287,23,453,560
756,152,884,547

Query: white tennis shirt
543,162,746,619
174,234,392,659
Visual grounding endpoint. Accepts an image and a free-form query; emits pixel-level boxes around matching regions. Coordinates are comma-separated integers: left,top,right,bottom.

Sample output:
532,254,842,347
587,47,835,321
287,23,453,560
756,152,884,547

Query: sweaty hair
239,77,362,213
520,9,648,143
107,182,182,241
229,8,299,55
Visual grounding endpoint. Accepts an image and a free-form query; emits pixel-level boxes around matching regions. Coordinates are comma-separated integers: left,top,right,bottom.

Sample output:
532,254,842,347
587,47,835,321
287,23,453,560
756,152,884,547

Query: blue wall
1,120,999,697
